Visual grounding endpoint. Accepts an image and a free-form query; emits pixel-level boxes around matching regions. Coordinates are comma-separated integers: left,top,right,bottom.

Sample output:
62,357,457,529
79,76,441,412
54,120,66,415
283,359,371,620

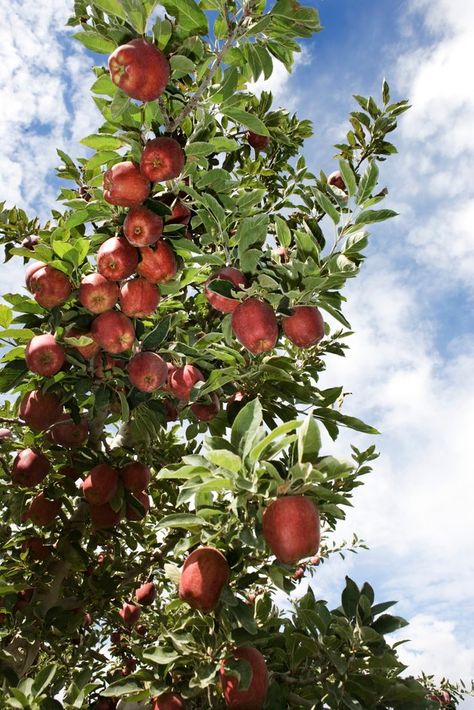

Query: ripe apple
282,306,325,348
140,137,185,182
126,490,150,521
190,393,220,422
98,237,139,281
25,333,65,377
121,462,151,493
163,398,178,421
65,327,101,359
119,602,141,627
247,131,270,152
231,298,278,354
60,464,80,481
91,311,135,354
21,536,50,561
25,261,45,291
204,266,248,313
104,161,151,207
128,351,167,392
90,502,122,529
120,278,160,318
152,693,186,710
135,581,156,606
14,589,33,612
137,241,177,284
179,547,229,612
328,170,347,192
79,273,119,313
108,39,169,102
29,264,72,309
262,496,320,564
24,492,61,527
12,448,51,486
82,464,119,505
161,193,192,225
19,389,63,432
124,205,163,247
49,417,89,448
111,631,121,644
220,646,269,710
169,365,204,402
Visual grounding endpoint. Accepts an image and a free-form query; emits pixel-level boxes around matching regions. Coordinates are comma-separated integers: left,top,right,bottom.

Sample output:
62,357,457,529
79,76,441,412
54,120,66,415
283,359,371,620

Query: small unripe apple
124,205,164,247
152,693,186,710
98,237,139,282
204,267,248,313
231,298,278,354
120,278,160,318
12,448,51,486
282,306,325,348
119,602,141,627
19,389,63,432
126,491,150,521
65,327,101,359
140,137,185,182
220,646,269,709
179,547,229,612
29,264,72,309
25,261,45,291
137,241,177,284
190,393,220,422
128,352,167,392
79,273,119,313
328,170,347,192
24,492,61,527
26,331,67,377
262,496,320,564
247,131,270,152
82,464,119,506
108,39,169,102
91,311,136,354
104,161,151,207
169,365,204,402
135,581,156,605
90,502,122,529
121,462,151,493
49,417,89,448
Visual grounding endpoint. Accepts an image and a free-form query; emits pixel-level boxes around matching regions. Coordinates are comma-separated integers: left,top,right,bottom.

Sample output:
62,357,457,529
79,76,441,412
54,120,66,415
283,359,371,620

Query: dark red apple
65,327,101,359
119,602,141,627
168,365,204,402
108,39,169,102
190,393,220,422
179,547,229,612
120,278,160,318
14,589,33,612
19,389,63,432
137,241,177,284
231,298,278,354
135,623,147,636
103,161,151,207
24,492,61,527
163,398,178,421
220,646,269,710
59,465,80,481
21,536,50,561
98,237,138,282
91,311,135,354
90,502,122,529
152,693,186,710
282,306,325,348
135,581,156,605
110,631,121,644
79,273,119,313
25,261,45,291
29,265,72,309
82,464,119,505
128,351,167,392
124,205,163,247
161,193,192,225
126,490,150,521
262,496,320,564
25,333,65,377
140,137,185,182
328,170,347,192
204,266,248,313
121,462,151,492
12,448,51,486
49,417,89,448
247,131,270,152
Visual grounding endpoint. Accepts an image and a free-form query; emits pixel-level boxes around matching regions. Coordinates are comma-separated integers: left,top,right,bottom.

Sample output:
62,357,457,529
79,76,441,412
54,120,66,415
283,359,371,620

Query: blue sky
0,0,473,703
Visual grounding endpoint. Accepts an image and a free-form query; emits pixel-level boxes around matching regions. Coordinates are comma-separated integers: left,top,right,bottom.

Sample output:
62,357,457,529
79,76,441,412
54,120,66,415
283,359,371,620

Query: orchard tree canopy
0,1,463,708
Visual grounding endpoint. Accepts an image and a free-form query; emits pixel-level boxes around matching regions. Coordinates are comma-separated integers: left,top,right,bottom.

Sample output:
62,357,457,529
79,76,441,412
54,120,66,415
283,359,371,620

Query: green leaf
80,134,125,150
221,107,270,136
142,647,180,665
338,159,357,197
101,678,143,697
161,0,208,36
356,161,379,204
341,576,360,618
0,304,13,328
1,328,35,341
274,215,291,247
32,664,58,695
92,0,128,20
170,54,195,78
297,415,321,463
313,188,340,224
85,150,119,170
153,17,173,50
0,360,28,392
141,317,170,349
205,450,242,474
354,209,398,225
73,31,117,54
372,614,408,635
156,513,205,530
249,419,302,463
231,398,263,458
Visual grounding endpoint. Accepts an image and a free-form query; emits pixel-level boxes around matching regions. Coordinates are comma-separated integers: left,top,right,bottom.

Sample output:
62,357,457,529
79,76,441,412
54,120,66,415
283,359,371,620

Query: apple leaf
221,108,270,137
73,31,117,54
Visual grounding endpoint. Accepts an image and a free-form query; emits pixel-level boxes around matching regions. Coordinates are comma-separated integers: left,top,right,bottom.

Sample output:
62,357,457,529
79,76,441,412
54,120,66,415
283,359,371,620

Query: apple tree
0,1,464,708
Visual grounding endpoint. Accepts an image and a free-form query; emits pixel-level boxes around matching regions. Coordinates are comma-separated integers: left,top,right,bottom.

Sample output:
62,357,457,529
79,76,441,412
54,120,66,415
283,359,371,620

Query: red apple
98,237,139,282
108,39,169,102
25,261,45,291
29,265,72,309
124,205,164,247
0,427,12,440
163,398,178,421
19,389,63,432
91,311,135,354
128,351,167,392
110,631,121,644
152,693,186,710
79,273,119,313
25,333,65,377
140,137,185,182
190,393,220,422
328,170,347,192
135,581,156,605
64,327,101,359
90,502,122,529
121,462,151,493
82,464,119,505
126,490,150,521
21,536,50,561
168,365,204,402
12,448,51,486
220,646,269,710
103,161,151,207
24,492,61,527
282,306,325,348
247,131,270,152
204,266,248,313
231,298,278,354
179,547,229,612
167,200,191,225
14,589,33,612
135,623,147,636
262,496,320,564
120,278,160,317
59,465,80,481
49,417,89,448
119,602,141,627
137,241,177,284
